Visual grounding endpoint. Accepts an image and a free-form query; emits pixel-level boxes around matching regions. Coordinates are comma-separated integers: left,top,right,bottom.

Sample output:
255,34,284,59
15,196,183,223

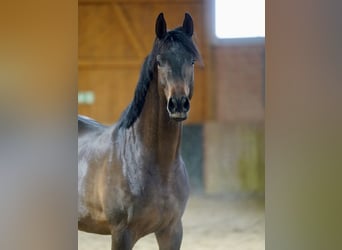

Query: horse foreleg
111,229,133,250
155,221,183,250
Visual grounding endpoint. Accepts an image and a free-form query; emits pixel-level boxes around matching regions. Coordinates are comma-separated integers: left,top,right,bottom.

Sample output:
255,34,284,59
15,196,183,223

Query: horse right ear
182,13,194,37
155,13,167,39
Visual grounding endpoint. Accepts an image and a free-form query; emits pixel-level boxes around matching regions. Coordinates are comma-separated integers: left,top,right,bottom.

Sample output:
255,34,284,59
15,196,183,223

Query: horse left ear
182,13,194,37
155,13,167,39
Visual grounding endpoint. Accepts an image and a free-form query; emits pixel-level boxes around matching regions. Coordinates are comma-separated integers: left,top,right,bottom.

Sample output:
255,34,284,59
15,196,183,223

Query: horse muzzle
167,96,190,121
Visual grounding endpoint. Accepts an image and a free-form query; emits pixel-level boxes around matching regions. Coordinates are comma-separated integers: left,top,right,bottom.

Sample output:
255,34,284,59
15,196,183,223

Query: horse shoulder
78,127,119,232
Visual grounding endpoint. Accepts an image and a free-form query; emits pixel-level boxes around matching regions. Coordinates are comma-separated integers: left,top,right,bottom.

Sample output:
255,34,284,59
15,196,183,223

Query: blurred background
78,0,264,249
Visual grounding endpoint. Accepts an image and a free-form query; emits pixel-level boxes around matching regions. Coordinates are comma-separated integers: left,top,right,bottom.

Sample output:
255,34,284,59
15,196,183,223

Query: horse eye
191,59,195,65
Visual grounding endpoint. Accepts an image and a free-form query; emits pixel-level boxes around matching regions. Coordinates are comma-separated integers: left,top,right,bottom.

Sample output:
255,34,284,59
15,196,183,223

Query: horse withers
78,12,200,250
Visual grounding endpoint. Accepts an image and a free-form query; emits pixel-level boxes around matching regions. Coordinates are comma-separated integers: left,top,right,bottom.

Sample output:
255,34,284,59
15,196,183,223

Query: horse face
155,13,196,122
156,52,194,121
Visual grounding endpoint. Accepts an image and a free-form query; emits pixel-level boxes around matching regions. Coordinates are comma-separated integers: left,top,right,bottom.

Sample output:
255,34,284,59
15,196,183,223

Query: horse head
153,13,199,121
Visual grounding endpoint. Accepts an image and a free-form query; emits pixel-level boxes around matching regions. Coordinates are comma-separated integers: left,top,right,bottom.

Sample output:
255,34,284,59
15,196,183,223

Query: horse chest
128,190,181,234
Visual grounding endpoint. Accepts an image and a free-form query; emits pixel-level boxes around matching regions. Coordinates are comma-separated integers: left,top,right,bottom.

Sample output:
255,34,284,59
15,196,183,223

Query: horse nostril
168,96,190,114
168,97,177,113
181,97,190,112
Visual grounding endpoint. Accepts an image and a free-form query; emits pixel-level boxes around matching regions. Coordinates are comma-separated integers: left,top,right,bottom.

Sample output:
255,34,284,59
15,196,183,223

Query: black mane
117,28,200,129
117,55,153,129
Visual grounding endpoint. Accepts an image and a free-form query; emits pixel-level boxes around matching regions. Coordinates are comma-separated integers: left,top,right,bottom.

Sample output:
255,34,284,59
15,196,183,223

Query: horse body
78,13,199,249
78,89,189,240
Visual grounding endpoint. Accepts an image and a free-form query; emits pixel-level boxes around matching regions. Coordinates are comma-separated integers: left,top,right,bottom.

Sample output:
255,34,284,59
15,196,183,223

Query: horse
78,12,200,250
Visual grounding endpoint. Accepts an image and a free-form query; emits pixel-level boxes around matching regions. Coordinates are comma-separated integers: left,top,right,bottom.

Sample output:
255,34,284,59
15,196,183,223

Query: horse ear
182,13,193,37
155,13,167,39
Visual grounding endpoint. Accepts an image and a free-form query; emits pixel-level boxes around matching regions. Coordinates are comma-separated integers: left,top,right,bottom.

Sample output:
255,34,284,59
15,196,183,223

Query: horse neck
133,77,182,169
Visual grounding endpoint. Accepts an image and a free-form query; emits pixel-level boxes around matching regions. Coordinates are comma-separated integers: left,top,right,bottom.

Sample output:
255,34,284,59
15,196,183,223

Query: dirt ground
78,194,265,250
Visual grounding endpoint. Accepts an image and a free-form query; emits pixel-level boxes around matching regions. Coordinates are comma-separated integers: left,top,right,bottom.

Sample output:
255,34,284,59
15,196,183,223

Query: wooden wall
78,0,211,124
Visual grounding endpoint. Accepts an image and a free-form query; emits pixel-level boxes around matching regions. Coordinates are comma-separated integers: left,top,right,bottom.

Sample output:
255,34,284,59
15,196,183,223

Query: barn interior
78,0,265,249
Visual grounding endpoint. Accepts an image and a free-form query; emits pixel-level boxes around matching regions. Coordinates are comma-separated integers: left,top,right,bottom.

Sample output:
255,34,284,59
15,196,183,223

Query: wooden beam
113,4,146,58
78,59,142,69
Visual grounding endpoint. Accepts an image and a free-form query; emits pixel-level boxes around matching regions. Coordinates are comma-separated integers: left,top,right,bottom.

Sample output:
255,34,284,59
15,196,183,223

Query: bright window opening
215,0,265,39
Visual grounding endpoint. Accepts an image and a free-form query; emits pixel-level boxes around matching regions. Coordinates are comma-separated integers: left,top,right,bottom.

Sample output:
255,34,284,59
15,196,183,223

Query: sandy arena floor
78,194,265,250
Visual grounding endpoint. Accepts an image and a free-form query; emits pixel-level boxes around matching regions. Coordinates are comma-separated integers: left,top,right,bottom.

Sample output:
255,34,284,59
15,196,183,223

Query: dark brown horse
78,13,200,250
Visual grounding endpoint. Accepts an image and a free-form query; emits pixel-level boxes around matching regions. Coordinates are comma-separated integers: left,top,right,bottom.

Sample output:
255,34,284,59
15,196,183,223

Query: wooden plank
78,59,142,69
113,4,146,58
